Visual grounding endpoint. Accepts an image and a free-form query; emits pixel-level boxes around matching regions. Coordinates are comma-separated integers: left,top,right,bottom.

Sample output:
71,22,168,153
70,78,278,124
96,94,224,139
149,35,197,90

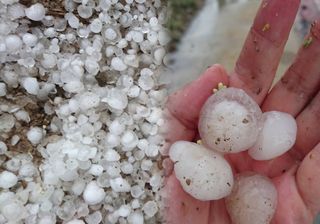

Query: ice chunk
128,211,143,224
199,87,262,153
22,77,39,95
0,82,6,96
142,200,158,217
225,173,277,224
103,88,128,110
25,3,46,21
110,177,131,192
111,57,127,71
169,141,234,200
27,127,44,145
5,35,22,53
83,181,106,205
22,33,38,47
0,171,18,188
249,111,297,160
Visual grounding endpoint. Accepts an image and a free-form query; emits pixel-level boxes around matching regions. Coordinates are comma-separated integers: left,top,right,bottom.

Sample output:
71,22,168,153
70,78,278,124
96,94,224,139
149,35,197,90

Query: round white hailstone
109,119,125,135
127,211,144,224
169,141,234,200
66,220,85,224
0,171,18,188
19,163,35,177
225,173,277,224
27,127,44,145
132,31,144,43
111,57,127,71
77,5,93,19
105,28,118,40
41,54,57,69
5,35,22,53
0,114,15,133
154,47,166,64
25,3,46,21
128,85,141,98
22,77,39,95
85,211,102,224
110,177,131,192
63,81,84,93
141,159,153,171
0,82,6,96
14,110,30,123
249,111,297,160
138,74,154,91
149,17,158,26
147,31,158,44
2,201,26,222
72,180,86,195
121,130,138,149
158,30,170,46
131,199,140,209
199,87,262,153
10,135,20,146
121,161,133,174
105,133,120,148
8,4,25,19
66,13,80,29
0,141,7,154
117,204,131,217
83,181,106,205
90,18,103,33
79,92,100,111
89,164,103,176
142,200,158,218
22,33,38,47
103,88,128,110
105,149,120,162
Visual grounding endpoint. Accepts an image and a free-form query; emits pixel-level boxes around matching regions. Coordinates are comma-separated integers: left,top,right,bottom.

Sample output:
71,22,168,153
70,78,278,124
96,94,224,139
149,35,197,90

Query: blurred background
163,0,315,92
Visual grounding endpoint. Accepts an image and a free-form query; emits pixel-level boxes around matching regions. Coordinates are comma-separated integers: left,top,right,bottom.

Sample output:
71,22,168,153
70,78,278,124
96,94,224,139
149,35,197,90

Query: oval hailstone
248,111,297,160
83,181,106,205
199,87,262,153
5,35,22,53
0,171,18,188
169,141,234,200
111,57,127,71
225,173,277,224
22,77,39,95
103,88,128,110
25,3,46,21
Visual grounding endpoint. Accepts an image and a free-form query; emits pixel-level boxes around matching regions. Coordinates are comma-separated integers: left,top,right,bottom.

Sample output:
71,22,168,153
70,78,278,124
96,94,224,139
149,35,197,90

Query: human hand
163,0,320,223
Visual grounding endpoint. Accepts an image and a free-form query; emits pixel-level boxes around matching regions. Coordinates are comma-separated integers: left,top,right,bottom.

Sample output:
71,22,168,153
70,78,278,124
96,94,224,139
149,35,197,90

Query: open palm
164,0,320,223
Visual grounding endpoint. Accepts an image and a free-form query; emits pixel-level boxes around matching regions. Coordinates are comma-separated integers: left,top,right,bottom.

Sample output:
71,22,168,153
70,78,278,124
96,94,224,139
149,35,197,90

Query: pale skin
164,0,320,223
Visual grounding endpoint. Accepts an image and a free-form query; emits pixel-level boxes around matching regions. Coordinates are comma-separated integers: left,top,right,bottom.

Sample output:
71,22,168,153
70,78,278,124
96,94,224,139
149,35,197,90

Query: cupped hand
163,0,320,223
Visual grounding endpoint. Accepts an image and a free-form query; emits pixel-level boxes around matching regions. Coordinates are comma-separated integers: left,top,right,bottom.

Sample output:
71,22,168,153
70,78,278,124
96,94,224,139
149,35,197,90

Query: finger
296,143,320,216
229,0,300,104
292,90,320,159
164,174,210,224
167,64,229,130
262,21,320,116
271,166,314,224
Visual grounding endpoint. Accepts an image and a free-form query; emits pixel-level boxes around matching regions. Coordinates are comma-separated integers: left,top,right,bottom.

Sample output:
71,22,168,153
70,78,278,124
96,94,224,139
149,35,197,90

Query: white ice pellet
121,130,138,149
1,0,18,4
66,220,85,224
41,54,57,69
121,161,133,174
85,211,102,224
90,18,103,33
111,57,127,71
5,35,22,53
0,141,7,155
249,111,297,160
79,92,100,111
105,133,120,148
0,171,18,188
63,81,84,93
25,3,46,21
10,135,20,146
109,119,125,135
83,181,106,205
142,201,158,218
141,159,153,171
0,114,15,133
117,204,131,217
77,5,93,19
0,82,6,96
22,77,39,95
66,13,80,29
110,177,131,192
88,164,103,176
14,110,30,123
199,87,262,153
132,31,144,43
138,74,154,91
27,127,44,145
128,85,141,98
105,149,121,161
22,33,38,47
103,88,128,110
8,4,25,19
225,173,277,224
127,211,144,224
105,28,118,41
169,141,234,200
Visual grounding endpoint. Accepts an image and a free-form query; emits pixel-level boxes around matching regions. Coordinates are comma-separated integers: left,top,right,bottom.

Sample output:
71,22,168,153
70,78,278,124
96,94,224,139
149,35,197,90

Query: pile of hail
169,87,297,224
0,0,168,223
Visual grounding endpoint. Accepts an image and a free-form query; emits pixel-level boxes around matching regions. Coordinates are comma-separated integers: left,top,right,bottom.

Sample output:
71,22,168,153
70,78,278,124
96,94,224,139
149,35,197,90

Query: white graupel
225,173,277,224
169,141,234,201
249,111,297,160
199,87,262,153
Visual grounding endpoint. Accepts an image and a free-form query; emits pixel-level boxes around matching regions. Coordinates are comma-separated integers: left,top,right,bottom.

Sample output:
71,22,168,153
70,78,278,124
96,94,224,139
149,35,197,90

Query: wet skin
164,0,320,223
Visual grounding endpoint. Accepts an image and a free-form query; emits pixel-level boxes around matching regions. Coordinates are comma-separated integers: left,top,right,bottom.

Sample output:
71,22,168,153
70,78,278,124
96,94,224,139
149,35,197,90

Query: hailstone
169,141,234,201
199,87,262,153
248,111,297,160
225,173,277,224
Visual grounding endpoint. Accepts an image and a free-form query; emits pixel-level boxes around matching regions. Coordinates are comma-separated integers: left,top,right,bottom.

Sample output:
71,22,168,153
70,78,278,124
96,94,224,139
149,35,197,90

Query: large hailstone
225,173,277,224
248,111,297,160
169,141,234,201
199,87,262,153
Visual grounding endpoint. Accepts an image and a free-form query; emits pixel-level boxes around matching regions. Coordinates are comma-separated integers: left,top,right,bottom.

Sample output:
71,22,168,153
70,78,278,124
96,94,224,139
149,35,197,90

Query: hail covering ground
0,0,168,223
